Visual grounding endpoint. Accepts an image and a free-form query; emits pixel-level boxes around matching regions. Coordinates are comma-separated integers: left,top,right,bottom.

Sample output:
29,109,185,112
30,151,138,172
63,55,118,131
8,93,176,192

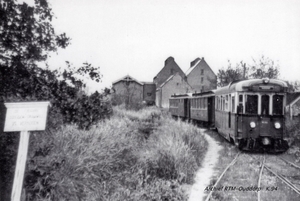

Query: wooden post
11,131,30,201
2,101,50,201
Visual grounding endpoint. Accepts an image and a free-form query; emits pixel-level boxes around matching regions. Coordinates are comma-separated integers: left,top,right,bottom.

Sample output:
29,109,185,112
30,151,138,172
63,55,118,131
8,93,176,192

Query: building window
201,77,204,83
147,93,152,96
201,69,204,75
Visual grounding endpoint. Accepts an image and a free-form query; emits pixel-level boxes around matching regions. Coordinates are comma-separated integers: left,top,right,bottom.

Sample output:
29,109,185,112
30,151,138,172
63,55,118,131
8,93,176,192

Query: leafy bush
285,117,300,160
139,118,208,184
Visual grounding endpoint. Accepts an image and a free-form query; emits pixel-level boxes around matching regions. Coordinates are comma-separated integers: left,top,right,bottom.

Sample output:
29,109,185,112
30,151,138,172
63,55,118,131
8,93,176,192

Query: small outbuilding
112,75,156,105
286,92,300,119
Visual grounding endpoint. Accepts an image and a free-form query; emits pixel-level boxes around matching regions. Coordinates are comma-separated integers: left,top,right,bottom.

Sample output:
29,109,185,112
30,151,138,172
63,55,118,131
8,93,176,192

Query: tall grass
25,106,208,200
285,117,300,161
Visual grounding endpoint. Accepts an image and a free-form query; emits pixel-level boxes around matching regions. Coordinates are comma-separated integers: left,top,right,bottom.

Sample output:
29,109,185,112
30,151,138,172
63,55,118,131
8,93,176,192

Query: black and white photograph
1,0,300,200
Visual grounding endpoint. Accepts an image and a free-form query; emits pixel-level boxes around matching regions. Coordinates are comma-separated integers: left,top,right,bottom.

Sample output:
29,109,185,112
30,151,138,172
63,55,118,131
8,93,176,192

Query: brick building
155,72,193,108
112,56,217,108
153,57,186,87
186,57,217,93
112,75,156,105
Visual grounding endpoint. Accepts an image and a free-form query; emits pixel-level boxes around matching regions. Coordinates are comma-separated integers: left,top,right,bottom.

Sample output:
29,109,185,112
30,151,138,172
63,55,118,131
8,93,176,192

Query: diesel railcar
169,78,289,152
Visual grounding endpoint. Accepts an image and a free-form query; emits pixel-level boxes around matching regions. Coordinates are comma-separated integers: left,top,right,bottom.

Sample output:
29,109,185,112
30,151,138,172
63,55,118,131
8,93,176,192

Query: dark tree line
217,56,281,87
0,1,111,200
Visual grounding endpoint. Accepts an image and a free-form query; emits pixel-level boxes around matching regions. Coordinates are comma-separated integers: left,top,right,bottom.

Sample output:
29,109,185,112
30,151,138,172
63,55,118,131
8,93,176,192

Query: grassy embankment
24,106,208,200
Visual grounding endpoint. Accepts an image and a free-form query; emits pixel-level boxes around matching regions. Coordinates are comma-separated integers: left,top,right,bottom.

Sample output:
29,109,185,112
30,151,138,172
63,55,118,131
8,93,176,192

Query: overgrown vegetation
0,1,112,199
285,117,300,161
22,106,207,200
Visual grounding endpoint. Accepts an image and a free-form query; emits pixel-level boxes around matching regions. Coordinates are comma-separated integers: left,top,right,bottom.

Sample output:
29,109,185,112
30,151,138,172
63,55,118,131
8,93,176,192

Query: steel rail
257,154,265,201
279,157,300,170
264,165,300,195
204,152,241,201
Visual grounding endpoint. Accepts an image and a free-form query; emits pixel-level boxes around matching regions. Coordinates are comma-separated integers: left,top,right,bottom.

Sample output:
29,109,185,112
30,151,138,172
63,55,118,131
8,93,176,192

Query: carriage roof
215,78,288,95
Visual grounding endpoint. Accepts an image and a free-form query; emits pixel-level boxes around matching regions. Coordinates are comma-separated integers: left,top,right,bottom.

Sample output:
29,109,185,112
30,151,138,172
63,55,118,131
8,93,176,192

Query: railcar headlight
274,122,281,129
250,122,256,128
262,137,271,145
263,78,270,84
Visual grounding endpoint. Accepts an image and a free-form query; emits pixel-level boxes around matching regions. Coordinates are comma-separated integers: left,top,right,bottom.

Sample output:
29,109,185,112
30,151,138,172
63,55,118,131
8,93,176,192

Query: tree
0,1,110,199
286,80,300,92
0,0,70,66
217,61,246,87
217,56,280,87
249,56,280,79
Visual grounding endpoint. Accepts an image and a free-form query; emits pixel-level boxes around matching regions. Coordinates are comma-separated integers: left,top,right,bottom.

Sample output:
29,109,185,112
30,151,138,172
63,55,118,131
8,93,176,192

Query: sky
23,0,300,92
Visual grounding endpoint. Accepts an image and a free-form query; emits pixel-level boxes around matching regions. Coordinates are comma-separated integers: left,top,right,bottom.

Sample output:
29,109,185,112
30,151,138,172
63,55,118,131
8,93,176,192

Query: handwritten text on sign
4,102,50,132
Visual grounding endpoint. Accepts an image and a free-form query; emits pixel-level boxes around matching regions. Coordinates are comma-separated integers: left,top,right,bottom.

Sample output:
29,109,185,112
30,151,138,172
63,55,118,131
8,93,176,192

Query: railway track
204,152,241,201
257,154,265,201
264,156,300,195
204,152,300,201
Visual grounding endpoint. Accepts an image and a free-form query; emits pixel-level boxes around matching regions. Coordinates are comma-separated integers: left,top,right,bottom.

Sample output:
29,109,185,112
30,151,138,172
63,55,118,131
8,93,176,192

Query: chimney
190,57,201,67
165,56,174,66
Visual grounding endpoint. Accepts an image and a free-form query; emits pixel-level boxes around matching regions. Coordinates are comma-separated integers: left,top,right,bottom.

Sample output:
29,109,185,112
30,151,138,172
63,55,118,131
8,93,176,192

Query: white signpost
3,101,50,201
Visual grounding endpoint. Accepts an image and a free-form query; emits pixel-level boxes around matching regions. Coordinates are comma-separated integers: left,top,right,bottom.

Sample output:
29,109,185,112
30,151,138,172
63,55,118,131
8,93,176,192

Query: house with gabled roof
286,92,300,119
186,57,217,93
153,56,186,88
112,75,156,105
156,72,193,108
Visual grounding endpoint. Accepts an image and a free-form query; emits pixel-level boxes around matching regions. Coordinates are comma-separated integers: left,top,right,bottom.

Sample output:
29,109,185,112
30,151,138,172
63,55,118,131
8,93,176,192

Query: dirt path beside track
188,129,223,201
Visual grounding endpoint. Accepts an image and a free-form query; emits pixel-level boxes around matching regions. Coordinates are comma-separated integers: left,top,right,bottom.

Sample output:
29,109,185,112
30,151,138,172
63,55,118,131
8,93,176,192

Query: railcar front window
261,95,269,115
273,95,283,115
246,95,258,114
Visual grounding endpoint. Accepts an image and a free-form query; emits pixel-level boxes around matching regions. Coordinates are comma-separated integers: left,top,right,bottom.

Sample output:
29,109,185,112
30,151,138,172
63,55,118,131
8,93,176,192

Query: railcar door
208,97,213,124
236,104,243,137
184,99,190,118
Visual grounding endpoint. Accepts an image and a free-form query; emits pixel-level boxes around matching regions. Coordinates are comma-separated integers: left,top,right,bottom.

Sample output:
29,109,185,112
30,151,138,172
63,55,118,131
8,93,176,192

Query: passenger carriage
169,94,192,119
214,78,289,152
169,78,289,152
190,91,215,126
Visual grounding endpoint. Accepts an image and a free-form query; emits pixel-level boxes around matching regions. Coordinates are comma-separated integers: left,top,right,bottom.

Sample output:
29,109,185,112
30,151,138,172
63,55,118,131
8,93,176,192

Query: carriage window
204,98,207,109
222,97,225,111
245,95,258,114
220,97,223,110
273,95,284,115
225,95,228,111
261,95,269,115
239,95,243,103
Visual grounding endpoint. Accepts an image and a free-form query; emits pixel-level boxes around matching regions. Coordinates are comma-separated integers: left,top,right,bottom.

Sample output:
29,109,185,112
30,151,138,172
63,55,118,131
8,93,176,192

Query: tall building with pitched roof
155,72,193,108
186,57,217,93
153,57,186,88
